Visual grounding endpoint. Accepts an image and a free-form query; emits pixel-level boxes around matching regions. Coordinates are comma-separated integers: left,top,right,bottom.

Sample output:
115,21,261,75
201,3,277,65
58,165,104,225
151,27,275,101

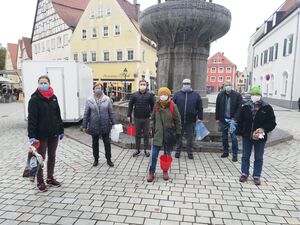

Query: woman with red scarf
28,75,64,192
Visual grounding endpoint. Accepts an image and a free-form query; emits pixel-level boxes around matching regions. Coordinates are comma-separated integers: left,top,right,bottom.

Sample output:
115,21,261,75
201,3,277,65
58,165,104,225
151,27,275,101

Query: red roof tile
7,43,18,70
208,52,235,67
116,0,139,21
22,37,32,59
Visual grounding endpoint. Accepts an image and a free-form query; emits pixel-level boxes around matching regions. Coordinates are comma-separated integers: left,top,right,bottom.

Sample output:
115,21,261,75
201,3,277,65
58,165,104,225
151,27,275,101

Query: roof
208,52,235,67
22,37,32,59
7,43,18,70
116,0,139,21
51,0,90,29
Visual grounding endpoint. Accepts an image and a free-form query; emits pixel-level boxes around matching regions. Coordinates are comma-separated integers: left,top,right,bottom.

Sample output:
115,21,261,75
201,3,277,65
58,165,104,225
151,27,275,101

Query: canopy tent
0,76,15,84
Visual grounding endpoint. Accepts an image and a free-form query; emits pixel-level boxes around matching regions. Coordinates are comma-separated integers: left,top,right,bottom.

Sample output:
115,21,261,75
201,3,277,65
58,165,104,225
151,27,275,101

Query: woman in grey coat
82,83,116,167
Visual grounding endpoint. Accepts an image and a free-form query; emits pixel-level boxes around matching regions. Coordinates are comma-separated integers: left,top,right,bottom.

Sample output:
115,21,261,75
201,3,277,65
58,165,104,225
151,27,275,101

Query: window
51,38,55,49
107,8,111,16
274,43,278,60
82,29,87,39
114,25,120,36
226,76,231,82
46,40,50,51
41,42,45,52
269,46,274,62
282,72,288,95
82,52,87,62
263,50,268,64
73,53,78,62
283,34,294,56
92,27,97,38
226,67,231,73
116,50,123,61
218,67,224,73
288,34,294,55
91,52,96,62
57,36,62,47
90,10,95,19
127,49,134,60
103,51,109,61
218,76,223,82
211,67,216,73
34,44,38,54
142,50,146,62
210,76,216,82
260,53,263,66
63,34,68,45
103,26,109,37
97,8,102,17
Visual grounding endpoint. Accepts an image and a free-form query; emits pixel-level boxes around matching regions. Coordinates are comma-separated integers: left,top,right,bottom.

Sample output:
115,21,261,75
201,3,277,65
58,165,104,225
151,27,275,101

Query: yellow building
70,0,157,97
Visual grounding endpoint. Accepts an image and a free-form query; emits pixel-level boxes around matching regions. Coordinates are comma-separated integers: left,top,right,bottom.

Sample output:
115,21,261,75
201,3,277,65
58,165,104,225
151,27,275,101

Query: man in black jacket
173,79,203,159
215,82,242,162
127,80,155,157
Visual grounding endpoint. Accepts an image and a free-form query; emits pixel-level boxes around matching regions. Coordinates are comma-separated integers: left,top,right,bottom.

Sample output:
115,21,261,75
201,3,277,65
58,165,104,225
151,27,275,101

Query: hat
93,82,102,90
157,87,171,97
182,79,191,84
250,86,262,95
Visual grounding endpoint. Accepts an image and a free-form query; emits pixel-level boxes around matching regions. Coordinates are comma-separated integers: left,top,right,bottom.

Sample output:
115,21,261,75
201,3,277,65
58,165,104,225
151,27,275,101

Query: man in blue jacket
173,79,203,159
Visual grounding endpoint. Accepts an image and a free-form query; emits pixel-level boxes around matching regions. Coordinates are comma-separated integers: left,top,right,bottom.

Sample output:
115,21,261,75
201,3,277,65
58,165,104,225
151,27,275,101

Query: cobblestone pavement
0,102,299,225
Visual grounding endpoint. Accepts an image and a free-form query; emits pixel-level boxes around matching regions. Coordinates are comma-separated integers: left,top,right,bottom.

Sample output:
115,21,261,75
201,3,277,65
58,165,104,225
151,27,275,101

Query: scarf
38,87,54,100
250,100,262,118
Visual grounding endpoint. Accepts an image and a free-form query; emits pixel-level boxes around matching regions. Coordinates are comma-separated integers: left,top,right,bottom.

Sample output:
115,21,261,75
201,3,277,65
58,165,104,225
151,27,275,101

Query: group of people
27,75,276,192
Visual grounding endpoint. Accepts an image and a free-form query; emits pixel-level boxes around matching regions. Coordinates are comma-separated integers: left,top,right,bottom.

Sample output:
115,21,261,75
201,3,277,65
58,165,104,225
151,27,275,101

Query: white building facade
248,0,300,109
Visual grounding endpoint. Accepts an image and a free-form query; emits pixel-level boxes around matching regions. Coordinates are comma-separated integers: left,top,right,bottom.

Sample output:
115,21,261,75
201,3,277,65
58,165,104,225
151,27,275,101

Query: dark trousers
241,137,265,178
37,136,59,184
220,120,239,157
176,122,195,154
92,133,111,161
134,118,150,150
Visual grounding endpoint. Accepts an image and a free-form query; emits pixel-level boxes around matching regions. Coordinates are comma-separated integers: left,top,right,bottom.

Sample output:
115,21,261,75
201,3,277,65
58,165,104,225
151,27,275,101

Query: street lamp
123,68,128,97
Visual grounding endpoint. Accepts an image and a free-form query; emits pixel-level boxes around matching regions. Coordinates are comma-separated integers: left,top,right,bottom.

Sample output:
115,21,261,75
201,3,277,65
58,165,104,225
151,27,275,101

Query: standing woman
147,87,181,182
28,75,64,192
82,82,116,167
237,87,276,185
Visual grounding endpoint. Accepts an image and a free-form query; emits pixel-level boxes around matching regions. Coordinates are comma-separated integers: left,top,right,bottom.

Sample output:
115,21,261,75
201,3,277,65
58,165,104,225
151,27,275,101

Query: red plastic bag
160,154,173,171
127,125,136,136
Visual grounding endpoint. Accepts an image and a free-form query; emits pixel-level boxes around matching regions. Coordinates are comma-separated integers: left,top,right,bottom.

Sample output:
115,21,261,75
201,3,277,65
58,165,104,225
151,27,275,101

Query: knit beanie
157,87,171,97
250,86,262,95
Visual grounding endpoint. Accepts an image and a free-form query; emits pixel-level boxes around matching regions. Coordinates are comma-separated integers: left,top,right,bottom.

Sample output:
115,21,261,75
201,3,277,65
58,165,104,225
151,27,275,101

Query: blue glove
59,133,64,140
29,138,36,145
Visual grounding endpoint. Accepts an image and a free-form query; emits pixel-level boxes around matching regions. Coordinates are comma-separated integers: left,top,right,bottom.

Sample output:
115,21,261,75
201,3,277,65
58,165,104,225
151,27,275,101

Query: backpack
154,101,175,128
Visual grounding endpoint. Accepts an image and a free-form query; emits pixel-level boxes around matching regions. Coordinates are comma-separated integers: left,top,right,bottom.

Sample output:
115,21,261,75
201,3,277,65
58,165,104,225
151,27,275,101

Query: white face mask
160,95,168,101
251,95,261,103
139,85,146,91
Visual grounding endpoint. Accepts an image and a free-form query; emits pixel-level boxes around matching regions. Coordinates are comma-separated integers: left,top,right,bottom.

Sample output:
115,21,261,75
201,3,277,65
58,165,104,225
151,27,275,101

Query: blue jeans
241,137,266,178
149,145,172,173
220,121,238,156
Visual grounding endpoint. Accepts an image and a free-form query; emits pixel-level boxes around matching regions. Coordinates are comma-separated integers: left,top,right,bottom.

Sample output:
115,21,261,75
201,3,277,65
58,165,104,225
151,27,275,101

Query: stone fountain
139,0,231,97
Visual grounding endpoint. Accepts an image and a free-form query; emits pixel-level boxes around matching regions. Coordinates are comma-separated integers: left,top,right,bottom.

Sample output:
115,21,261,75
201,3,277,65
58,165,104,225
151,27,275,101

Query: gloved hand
59,133,64,140
29,138,36,145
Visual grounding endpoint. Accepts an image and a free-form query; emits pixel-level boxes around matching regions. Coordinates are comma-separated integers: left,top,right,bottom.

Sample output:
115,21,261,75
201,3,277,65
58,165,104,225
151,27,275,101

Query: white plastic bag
110,124,123,142
195,123,210,141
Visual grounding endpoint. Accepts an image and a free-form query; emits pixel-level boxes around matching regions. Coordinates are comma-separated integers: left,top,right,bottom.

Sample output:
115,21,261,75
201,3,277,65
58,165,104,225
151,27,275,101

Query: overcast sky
0,0,285,70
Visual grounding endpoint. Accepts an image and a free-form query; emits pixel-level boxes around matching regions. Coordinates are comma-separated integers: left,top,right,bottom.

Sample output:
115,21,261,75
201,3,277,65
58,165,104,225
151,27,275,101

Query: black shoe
107,159,114,167
133,150,141,157
175,152,180,158
232,156,238,162
93,160,98,167
188,154,194,159
144,150,150,157
221,153,229,158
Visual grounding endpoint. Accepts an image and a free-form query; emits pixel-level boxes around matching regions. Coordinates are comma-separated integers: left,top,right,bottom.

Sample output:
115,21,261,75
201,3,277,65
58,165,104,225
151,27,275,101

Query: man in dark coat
127,80,155,157
215,81,242,162
173,78,203,159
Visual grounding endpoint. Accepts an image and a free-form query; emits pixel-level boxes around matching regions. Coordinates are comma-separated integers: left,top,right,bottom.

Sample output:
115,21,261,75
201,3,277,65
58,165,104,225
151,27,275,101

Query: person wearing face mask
172,79,203,159
147,87,182,182
237,87,276,185
215,81,242,162
82,82,116,167
27,75,64,192
127,80,155,157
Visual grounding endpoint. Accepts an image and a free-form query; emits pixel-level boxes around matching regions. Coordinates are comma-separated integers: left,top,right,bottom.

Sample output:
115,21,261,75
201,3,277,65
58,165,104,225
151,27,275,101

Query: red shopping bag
160,154,173,171
127,125,136,136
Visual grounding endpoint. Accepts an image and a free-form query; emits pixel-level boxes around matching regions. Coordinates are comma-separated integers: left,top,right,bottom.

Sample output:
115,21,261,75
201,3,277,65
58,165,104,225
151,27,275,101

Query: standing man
215,81,242,162
173,78,203,159
127,80,155,157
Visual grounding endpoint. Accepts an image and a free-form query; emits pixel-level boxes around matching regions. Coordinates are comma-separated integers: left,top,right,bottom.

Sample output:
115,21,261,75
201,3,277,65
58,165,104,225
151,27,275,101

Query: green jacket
152,101,182,147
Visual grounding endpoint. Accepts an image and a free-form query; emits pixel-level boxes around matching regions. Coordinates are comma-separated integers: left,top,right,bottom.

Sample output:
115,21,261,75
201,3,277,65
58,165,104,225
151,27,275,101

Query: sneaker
163,171,170,181
221,153,229,158
147,172,155,182
144,150,150,157
188,154,194,159
175,152,180,158
253,177,261,185
93,160,98,167
37,182,48,192
132,150,140,157
232,156,238,162
107,159,114,167
239,175,248,183
46,178,61,187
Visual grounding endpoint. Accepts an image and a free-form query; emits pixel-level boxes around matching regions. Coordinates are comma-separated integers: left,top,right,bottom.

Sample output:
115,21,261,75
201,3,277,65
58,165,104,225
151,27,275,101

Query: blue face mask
225,86,232,92
182,84,191,92
94,89,103,95
38,83,49,91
